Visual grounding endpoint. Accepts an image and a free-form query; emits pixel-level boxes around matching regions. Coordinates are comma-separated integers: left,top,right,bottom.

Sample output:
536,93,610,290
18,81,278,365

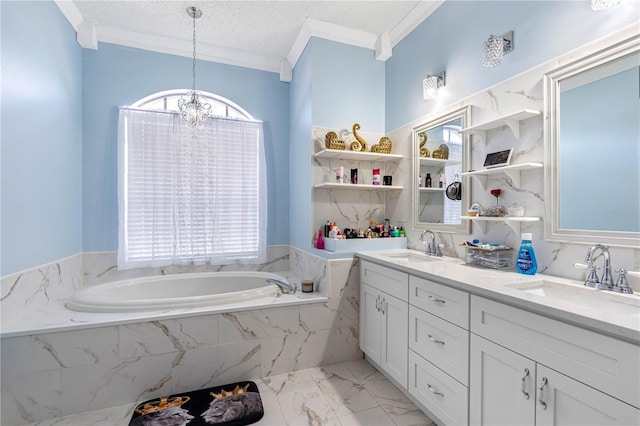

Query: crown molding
389,0,445,47
54,0,83,31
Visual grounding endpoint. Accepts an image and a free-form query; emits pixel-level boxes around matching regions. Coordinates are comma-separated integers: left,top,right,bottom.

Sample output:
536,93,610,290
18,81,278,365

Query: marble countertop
357,249,640,344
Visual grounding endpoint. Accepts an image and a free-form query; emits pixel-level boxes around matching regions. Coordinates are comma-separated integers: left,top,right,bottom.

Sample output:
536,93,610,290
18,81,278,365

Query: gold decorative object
418,132,430,157
370,137,393,154
432,143,449,159
210,383,251,400
349,123,368,152
325,131,345,150
135,396,191,414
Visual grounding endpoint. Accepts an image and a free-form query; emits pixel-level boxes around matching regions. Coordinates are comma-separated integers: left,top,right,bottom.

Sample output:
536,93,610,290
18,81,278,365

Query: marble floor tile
19,360,435,426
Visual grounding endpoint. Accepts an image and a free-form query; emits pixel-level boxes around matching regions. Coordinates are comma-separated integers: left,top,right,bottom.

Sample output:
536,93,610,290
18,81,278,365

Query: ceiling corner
54,0,84,31
388,0,445,48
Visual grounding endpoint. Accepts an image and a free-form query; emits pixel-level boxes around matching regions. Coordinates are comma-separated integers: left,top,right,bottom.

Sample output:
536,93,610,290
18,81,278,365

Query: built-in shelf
461,216,541,235
419,157,461,166
459,109,541,142
419,187,445,193
314,182,403,191
314,149,403,162
461,162,543,189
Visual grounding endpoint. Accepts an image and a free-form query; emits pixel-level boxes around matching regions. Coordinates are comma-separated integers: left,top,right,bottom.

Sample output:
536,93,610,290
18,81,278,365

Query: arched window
118,90,266,269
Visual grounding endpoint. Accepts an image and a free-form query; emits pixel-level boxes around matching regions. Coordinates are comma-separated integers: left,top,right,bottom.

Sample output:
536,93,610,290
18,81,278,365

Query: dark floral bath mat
129,381,264,426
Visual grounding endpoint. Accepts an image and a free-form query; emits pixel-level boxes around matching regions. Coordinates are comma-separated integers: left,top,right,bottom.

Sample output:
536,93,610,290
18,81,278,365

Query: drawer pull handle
427,384,444,397
375,295,380,312
428,295,446,304
520,368,530,400
428,334,445,345
380,297,386,315
538,377,548,410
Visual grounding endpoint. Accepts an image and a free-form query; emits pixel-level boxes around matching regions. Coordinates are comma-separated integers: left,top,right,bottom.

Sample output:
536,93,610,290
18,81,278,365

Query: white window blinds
117,108,266,269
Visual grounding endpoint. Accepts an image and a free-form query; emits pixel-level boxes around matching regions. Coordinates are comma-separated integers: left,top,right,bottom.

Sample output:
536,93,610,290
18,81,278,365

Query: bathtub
66,271,288,313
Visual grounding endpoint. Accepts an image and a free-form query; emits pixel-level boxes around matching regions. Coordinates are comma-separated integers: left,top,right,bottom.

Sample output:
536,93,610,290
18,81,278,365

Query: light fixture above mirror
482,31,514,67
423,72,446,100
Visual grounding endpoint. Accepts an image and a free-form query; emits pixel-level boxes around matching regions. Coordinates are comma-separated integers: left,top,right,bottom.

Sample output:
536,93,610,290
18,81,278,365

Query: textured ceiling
72,1,427,66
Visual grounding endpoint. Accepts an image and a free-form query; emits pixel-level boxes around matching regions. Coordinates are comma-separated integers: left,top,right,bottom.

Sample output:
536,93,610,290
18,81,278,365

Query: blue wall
1,1,83,275
82,43,290,252
386,0,640,131
288,38,386,251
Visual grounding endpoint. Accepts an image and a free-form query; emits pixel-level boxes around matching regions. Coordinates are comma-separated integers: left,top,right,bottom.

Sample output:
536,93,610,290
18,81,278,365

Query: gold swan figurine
418,132,430,157
350,123,368,152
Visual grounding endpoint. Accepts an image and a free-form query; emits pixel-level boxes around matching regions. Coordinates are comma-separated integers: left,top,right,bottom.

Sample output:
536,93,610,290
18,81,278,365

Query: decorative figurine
370,137,393,154
432,143,449,159
418,132,430,157
350,123,368,152
325,131,345,150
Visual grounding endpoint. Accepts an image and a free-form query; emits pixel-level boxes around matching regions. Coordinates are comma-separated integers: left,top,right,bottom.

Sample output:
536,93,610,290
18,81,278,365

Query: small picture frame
483,148,513,169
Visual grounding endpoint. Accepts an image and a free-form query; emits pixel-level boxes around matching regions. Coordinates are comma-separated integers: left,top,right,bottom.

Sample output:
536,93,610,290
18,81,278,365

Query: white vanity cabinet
360,261,409,388
470,295,640,426
407,276,470,425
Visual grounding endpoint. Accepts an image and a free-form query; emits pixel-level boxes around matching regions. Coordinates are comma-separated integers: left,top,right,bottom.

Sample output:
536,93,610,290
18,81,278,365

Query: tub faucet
584,244,613,290
419,230,441,256
266,278,296,294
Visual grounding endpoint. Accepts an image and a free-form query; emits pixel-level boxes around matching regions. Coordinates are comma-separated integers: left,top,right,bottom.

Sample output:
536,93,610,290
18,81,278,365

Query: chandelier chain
191,10,197,92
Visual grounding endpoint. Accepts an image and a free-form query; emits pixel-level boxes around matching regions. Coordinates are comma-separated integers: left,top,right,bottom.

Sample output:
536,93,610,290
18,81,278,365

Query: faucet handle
613,269,634,294
584,264,600,288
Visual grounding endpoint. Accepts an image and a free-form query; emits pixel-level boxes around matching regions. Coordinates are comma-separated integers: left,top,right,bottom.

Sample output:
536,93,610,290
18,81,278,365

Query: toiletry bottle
516,233,537,275
316,229,325,249
399,226,406,237
336,166,344,183
425,173,432,188
439,173,445,188
419,172,423,187
324,220,331,238
373,168,381,185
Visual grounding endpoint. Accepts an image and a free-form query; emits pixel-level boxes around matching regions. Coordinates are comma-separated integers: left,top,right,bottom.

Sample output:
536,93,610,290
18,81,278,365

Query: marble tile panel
276,385,341,426
21,403,135,426
1,369,63,426
254,381,287,425
338,406,396,426
217,306,302,344
1,327,118,375
169,341,262,394
60,353,177,415
308,363,378,416
118,315,219,359
290,246,328,296
363,378,434,426
1,254,83,327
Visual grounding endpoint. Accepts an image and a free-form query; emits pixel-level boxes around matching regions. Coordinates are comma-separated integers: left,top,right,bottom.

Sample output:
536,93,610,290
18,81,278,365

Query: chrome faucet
419,229,441,256
266,278,296,294
584,244,613,290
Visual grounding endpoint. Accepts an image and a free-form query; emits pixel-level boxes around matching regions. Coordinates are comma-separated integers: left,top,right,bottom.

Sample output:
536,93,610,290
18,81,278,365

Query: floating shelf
459,109,541,142
314,149,403,162
461,216,541,235
314,183,403,191
419,157,461,166
419,187,445,193
461,163,543,189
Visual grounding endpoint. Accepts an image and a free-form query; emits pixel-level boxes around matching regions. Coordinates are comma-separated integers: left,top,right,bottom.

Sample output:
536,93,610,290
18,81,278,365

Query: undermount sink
380,251,443,263
506,279,640,318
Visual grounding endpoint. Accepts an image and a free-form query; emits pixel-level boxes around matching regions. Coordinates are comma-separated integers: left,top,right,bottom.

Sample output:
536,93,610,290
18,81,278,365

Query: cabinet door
360,283,382,364
380,292,408,388
470,334,536,426
535,365,640,426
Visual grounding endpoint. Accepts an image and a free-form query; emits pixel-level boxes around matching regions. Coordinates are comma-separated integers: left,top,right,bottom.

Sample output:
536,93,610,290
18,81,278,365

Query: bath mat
129,381,264,426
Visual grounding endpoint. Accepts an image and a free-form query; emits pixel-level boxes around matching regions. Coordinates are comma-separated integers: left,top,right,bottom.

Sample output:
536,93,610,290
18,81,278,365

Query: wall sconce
591,0,621,10
482,31,514,68
422,72,446,100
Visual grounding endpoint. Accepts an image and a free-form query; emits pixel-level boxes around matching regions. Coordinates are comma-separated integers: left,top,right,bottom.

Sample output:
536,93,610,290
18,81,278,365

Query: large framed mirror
412,106,471,233
544,32,639,247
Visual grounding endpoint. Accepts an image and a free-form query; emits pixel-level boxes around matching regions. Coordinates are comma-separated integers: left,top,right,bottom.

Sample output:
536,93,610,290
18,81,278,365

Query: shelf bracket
470,129,486,144
470,174,488,190
504,219,521,235
503,119,520,138
471,219,487,234
503,169,521,187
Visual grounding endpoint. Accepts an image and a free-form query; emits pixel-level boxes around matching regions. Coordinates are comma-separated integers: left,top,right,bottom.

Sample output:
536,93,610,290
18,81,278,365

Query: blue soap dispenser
516,233,537,275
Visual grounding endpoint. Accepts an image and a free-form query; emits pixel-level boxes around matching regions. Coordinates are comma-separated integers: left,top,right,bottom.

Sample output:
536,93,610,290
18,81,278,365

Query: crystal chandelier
591,0,621,10
178,6,211,129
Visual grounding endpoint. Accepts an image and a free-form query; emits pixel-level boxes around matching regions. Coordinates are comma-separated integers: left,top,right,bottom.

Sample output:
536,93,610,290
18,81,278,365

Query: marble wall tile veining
218,306,302,344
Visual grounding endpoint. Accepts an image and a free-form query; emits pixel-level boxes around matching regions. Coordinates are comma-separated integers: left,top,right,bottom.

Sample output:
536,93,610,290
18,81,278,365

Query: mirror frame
412,105,471,234
544,32,640,248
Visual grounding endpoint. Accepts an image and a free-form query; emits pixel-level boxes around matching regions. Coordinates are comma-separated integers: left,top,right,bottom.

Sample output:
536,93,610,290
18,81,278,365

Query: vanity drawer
408,349,468,426
361,261,409,302
409,305,469,386
471,295,640,408
410,276,469,329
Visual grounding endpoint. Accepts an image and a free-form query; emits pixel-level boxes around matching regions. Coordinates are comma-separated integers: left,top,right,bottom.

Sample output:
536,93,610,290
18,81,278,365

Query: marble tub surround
357,250,640,343
19,359,435,426
1,247,362,425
